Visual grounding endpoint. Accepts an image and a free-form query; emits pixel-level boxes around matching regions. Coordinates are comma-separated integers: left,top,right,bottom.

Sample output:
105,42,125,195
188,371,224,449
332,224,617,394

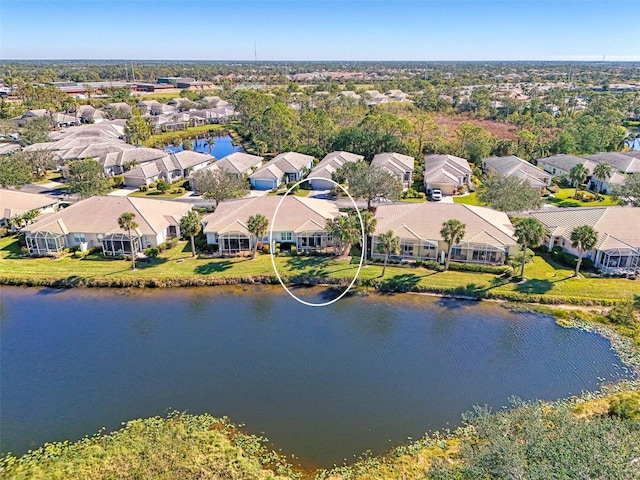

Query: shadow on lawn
194,260,233,275
515,279,554,294
380,273,422,292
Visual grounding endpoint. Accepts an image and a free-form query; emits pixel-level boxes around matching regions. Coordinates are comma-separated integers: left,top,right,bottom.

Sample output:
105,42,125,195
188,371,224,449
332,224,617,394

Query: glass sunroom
26,231,66,255
218,232,251,254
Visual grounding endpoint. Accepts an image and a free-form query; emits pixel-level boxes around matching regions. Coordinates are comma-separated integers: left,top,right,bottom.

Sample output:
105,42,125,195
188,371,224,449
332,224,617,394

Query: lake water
165,134,243,158
0,286,632,468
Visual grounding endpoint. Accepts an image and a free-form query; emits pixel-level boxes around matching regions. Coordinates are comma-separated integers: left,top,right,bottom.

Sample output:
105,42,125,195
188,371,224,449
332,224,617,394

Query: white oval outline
268,176,365,307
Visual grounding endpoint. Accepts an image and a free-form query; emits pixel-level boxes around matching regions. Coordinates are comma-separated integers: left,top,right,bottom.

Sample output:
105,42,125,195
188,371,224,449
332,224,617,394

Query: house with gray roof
537,154,596,177
423,154,472,196
482,155,551,188
215,152,264,178
202,196,340,254
308,151,364,190
99,147,167,176
1,189,59,229
584,152,640,175
249,152,314,190
22,196,192,256
371,152,415,189
123,151,213,187
528,207,640,274
371,203,519,264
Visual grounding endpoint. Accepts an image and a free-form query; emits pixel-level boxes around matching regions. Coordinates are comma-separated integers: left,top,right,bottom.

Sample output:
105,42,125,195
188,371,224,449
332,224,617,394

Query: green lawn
547,188,620,208
128,188,188,199
2,236,639,304
266,189,311,197
453,192,484,205
33,171,63,184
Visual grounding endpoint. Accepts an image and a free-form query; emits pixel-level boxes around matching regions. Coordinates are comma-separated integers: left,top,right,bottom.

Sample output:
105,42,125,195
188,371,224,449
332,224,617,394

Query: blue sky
1,0,638,61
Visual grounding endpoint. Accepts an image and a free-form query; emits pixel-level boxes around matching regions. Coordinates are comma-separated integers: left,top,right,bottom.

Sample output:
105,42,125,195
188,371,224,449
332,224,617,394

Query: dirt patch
433,114,519,141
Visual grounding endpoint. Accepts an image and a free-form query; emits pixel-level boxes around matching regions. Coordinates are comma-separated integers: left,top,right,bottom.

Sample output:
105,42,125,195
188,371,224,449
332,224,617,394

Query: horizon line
2,58,640,63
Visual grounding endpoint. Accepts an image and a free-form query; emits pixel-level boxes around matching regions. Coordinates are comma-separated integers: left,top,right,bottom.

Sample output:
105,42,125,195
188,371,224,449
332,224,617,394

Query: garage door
309,178,335,190
252,179,275,190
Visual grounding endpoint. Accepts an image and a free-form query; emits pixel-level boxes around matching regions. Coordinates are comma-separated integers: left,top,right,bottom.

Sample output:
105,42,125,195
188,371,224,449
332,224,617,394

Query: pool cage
102,233,142,256
451,242,506,264
598,247,640,275
26,231,66,255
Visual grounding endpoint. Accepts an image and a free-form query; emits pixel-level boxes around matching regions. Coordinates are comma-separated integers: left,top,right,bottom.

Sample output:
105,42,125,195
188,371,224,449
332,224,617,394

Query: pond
0,286,632,468
165,134,243,158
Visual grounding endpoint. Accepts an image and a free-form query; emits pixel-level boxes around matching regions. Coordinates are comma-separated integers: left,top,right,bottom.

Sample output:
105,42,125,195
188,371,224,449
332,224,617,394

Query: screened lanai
451,242,507,264
218,232,251,254
598,247,640,275
25,231,66,255
102,233,142,256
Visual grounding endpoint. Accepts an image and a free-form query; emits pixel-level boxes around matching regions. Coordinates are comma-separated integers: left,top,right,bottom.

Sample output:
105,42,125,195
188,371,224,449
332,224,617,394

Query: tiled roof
310,151,363,180
1,189,58,218
372,203,517,248
22,196,191,236
215,152,264,176
202,196,339,234
529,207,640,250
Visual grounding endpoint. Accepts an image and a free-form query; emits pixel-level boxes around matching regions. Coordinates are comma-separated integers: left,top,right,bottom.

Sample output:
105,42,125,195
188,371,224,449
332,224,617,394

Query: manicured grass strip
547,188,620,207
452,192,484,205
2,236,639,304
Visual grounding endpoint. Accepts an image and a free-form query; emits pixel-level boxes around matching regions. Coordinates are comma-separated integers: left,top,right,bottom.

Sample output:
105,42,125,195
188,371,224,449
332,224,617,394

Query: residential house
384,89,410,102
98,147,168,176
537,153,597,178
362,90,388,106
22,196,192,256
202,196,340,254
102,102,133,118
337,91,361,100
371,152,415,189
423,154,472,195
0,143,21,156
529,207,640,274
584,152,640,175
308,151,364,190
249,152,314,190
482,155,551,188
12,109,48,127
371,203,519,264
1,189,59,228
123,151,213,187
214,152,264,178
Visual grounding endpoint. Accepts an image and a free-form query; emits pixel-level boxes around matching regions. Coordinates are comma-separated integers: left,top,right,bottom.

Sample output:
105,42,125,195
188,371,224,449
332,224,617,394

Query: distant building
482,155,550,188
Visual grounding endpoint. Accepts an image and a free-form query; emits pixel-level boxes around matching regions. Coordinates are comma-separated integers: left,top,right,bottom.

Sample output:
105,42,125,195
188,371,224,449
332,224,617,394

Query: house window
402,242,414,256
281,232,292,241
404,172,411,182
73,233,86,243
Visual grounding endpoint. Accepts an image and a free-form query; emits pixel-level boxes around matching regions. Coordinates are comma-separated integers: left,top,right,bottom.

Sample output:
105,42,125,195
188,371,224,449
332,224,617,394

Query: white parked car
431,189,442,201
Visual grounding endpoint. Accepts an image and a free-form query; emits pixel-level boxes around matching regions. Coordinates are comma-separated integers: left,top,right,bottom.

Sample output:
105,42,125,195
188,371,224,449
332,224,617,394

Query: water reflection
0,285,632,468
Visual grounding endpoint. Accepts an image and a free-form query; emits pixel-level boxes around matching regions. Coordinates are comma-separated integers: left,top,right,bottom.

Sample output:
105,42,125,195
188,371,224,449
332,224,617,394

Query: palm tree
180,210,202,257
118,212,139,270
376,230,400,277
440,219,466,271
569,163,589,199
592,162,612,199
247,213,269,259
356,210,376,265
513,217,548,278
570,225,598,277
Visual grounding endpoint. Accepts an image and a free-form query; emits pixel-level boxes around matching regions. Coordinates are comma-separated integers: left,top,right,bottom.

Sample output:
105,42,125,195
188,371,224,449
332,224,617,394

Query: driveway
108,187,138,197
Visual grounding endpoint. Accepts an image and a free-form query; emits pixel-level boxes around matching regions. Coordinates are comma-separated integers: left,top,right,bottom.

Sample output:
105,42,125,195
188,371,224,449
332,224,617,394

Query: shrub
88,246,103,255
148,182,157,189
0,227,8,238
139,185,148,192
547,184,559,194
145,247,159,258
286,181,299,193
112,175,124,187
68,245,81,253
608,392,640,420
449,262,512,275
607,301,639,326
156,179,170,193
